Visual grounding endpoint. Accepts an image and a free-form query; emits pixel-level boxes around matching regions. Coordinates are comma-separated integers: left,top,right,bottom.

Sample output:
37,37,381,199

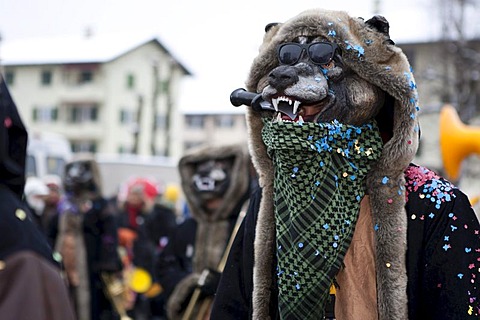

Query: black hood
0,77,28,197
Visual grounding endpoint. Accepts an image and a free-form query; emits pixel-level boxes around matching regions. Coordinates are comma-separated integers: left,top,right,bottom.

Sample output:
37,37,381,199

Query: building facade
181,110,248,151
1,34,191,159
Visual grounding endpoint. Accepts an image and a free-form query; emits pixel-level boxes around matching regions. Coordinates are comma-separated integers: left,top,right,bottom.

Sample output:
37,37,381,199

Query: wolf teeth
276,113,283,122
272,98,279,111
272,96,301,114
293,100,300,114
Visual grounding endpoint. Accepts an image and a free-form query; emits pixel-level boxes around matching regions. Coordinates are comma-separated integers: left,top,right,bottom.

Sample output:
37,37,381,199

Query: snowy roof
0,32,191,75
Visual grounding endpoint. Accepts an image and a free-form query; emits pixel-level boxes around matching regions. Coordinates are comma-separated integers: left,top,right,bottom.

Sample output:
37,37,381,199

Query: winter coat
0,76,76,319
212,164,480,319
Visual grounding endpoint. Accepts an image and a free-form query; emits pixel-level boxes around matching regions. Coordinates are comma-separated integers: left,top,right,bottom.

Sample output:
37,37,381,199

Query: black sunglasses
277,42,338,66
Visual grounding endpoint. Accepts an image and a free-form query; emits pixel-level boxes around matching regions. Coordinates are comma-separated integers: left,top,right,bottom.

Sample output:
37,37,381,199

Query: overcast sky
0,0,469,112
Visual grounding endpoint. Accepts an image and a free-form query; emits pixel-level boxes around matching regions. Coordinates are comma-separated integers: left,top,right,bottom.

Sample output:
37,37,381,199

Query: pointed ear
265,22,280,33
365,15,395,44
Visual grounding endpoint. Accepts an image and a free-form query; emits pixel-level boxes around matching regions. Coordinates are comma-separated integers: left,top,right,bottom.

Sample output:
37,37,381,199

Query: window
67,103,99,123
46,156,67,176
215,115,234,128
32,106,58,123
185,115,205,129
184,141,204,151
127,73,135,89
26,155,37,177
155,114,166,130
62,64,98,86
5,71,14,86
71,140,97,153
41,70,52,86
79,70,93,84
120,109,137,125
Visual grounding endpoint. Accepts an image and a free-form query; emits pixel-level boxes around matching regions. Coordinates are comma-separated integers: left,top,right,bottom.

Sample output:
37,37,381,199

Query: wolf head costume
211,8,480,320
166,144,252,319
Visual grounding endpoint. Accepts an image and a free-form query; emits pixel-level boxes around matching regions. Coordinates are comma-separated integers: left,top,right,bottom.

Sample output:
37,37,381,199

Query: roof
0,32,192,75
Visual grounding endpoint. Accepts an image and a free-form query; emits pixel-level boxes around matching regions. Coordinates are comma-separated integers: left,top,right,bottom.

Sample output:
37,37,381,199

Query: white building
1,33,191,159
182,109,248,150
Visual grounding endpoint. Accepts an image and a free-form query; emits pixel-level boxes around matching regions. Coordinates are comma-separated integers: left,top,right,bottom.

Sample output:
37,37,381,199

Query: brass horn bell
439,104,480,182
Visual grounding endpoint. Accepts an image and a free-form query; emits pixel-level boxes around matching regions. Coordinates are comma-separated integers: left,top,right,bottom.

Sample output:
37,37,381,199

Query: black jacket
211,164,480,320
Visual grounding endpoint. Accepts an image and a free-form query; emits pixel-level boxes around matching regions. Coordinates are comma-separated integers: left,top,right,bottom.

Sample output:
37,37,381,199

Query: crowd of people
20,142,254,320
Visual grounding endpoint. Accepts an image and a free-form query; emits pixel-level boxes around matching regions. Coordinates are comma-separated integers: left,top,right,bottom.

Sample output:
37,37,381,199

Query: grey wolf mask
242,9,419,320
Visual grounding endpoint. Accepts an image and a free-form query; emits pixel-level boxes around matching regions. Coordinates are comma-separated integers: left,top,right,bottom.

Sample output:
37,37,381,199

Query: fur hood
245,9,419,319
168,144,251,319
178,143,251,222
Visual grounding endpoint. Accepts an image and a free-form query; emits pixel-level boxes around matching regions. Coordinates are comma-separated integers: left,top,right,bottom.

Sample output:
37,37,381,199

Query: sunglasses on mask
277,42,338,66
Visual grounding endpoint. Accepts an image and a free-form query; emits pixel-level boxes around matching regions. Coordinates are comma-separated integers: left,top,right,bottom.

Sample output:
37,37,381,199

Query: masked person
54,154,123,320
0,76,75,319
24,176,50,229
211,9,480,320
155,144,253,320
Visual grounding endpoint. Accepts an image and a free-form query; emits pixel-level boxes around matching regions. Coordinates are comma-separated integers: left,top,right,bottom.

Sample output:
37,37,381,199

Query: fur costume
166,144,252,319
55,154,122,320
210,8,480,320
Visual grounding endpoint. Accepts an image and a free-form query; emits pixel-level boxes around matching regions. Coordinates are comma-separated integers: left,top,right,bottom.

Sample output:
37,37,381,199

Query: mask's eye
322,60,335,69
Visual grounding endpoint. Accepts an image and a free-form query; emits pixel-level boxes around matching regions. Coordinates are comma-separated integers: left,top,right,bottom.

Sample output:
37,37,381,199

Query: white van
26,131,72,179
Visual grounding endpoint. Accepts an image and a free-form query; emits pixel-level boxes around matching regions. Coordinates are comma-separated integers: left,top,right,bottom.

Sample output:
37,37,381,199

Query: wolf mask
243,9,419,320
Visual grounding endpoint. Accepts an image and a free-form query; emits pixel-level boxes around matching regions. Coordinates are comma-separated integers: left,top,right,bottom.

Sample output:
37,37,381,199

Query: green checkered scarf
262,119,383,320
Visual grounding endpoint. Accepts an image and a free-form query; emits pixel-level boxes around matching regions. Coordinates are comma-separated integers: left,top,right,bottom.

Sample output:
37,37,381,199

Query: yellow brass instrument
439,104,480,182
101,272,133,320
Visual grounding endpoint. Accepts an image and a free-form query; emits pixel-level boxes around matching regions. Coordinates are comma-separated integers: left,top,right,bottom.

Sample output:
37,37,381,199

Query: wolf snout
268,65,299,91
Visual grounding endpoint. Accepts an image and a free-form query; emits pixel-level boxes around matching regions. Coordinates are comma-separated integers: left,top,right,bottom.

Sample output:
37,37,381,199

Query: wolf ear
265,22,280,33
365,15,395,44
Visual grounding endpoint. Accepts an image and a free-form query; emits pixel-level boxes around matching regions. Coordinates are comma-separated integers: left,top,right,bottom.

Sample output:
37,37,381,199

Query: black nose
268,65,299,91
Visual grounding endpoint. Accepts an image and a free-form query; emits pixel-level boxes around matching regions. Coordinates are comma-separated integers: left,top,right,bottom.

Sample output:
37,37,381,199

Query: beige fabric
335,196,378,320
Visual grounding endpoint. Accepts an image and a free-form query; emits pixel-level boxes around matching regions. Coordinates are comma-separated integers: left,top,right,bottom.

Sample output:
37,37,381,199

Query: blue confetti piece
323,224,330,230
328,30,336,37
298,242,304,248
353,45,365,57
296,283,301,290
458,273,464,279
443,244,450,251
374,224,379,231
451,225,458,232
429,213,435,219
444,236,449,241
333,242,338,248
465,247,472,253
382,176,389,184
